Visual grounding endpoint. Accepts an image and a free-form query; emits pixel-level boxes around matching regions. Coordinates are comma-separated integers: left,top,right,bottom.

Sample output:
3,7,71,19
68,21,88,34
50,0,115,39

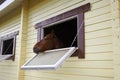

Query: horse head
33,31,63,54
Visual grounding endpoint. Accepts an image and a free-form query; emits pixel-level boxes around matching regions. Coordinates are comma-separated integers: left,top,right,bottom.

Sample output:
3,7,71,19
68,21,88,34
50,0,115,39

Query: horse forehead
36,40,44,44
47,34,53,37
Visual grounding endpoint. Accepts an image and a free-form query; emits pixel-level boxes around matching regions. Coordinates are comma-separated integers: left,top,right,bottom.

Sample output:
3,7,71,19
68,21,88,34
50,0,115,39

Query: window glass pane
2,38,14,55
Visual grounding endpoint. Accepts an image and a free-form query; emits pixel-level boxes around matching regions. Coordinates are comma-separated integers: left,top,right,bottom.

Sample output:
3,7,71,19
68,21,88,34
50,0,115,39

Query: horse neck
52,37,62,48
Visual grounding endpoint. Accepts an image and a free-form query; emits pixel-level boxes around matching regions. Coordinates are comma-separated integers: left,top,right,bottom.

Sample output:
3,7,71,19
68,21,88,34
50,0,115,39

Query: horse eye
44,37,48,40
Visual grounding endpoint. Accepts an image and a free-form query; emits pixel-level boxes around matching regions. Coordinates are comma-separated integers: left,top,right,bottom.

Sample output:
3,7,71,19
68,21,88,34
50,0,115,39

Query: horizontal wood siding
0,8,21,80
25,0,114,80
111,0,120,80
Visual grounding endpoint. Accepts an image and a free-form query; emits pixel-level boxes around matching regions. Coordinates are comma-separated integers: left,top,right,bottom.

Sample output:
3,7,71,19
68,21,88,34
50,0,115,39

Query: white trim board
0,55,13,61
0,0,14,11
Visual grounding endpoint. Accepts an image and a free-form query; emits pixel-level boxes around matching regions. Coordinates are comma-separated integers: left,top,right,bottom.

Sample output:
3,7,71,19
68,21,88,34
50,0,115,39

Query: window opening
2,38,14,55
43,18,77,48
0,31,19,61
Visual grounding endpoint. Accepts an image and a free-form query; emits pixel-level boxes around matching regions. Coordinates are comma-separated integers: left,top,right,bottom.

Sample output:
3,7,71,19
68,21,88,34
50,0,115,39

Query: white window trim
0,55,13,61
0,31,19,61
0,0,14,11
1,37,15,55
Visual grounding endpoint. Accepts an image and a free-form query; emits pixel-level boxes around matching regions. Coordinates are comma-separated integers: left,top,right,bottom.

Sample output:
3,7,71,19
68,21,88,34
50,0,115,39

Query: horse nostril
33,48,40,54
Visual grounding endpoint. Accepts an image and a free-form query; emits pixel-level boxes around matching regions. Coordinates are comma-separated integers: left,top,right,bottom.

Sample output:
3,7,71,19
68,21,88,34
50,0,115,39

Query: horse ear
51,30,56,38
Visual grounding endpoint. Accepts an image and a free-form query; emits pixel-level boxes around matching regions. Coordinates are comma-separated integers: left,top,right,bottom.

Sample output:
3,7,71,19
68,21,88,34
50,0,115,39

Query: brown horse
33,31,63,54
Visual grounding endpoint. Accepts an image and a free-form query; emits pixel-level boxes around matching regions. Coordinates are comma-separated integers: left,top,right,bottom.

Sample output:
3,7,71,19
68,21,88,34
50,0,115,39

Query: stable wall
111,0,120,80
24,0,114,80
0,8,21,80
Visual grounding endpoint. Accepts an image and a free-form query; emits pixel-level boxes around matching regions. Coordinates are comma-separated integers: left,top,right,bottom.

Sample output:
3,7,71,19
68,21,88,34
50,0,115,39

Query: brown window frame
34,3,90,58
0,31,19,61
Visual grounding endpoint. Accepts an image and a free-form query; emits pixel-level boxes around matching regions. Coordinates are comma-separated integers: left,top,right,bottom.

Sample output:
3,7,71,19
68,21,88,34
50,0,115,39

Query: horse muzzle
33,48,40,54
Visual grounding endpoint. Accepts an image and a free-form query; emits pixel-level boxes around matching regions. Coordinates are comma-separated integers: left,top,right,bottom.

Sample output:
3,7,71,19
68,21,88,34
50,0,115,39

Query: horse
33,31,64,54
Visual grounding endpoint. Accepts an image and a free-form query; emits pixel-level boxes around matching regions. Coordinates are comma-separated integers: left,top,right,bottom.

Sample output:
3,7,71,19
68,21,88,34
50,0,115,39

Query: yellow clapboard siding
86,44,112,53
85,28,112,39
85,4,110,19
27,35,37,40
28,0,99,24
63,60,113,69
85,36,112,46
27,29,37,36
43,68,114,78
85,20,112,32
24,0,114,80
0,73,17,80
68,52,113,61
114,54,120,65
0,8,21,80
91,0,110,10
25,76,113,80
28,0,83,22
29,0,69,17
26,39,36,46
24,72,113,80
0,0,117,80
28,0,109,24
0,21,20,29
85,12,111,26
0,62,18,66
29,0,60,13
0,68,18,74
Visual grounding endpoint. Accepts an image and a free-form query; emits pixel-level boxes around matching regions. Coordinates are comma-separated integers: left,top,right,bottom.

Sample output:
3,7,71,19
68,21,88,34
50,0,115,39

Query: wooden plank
85,36,112,46
91,0,110,10
85,5,111,19
85,52,113,60
68,52,113,61
85,12,111,26
85,20,112,32
29,0,70,17
0,6,20,80
85,28,112,39
0,9,21,24
35,3,90,28
86,44,112,53
63,61,113,69
45,68,114,77
28,0,102,23
24,71,113,80
30,1,109,23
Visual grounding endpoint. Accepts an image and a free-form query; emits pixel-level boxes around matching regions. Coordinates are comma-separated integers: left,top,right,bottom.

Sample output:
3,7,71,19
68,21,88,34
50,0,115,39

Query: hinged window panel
0,55,13,61
21,47,77,70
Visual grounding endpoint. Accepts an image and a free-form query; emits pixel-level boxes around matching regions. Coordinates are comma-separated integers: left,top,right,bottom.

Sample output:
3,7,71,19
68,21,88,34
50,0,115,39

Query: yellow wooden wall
24,0,114,80
111,0,120,80
0,8,21,80
0,0,120,80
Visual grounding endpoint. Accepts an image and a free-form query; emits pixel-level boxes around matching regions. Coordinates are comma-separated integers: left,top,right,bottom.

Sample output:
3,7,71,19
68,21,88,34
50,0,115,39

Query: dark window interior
0,0,6,5
43,18,77,48
2,38,14,55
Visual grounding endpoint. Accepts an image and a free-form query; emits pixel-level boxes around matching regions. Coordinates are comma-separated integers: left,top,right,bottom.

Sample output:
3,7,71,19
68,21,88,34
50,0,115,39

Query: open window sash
21,47,77,70
0,55,13,61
